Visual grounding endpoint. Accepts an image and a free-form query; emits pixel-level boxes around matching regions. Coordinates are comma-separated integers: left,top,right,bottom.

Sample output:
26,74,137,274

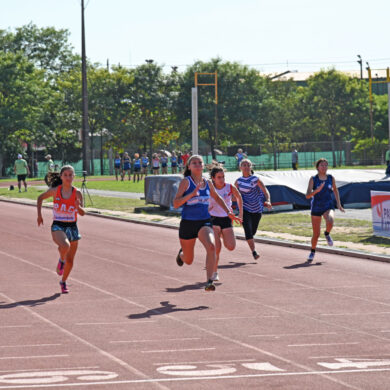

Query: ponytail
47,172,62,188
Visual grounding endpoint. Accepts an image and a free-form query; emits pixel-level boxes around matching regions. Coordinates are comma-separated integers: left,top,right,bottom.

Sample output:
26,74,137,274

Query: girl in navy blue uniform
173,155,240,291
171,151,178,174
114,153,122,181
133,153,141,182
121,152,131,181
306,158,344,262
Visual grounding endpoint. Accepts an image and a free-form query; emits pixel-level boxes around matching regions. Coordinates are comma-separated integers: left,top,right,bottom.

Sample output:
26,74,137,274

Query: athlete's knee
225,242,236,251
59,241,71,251
205,241,216,253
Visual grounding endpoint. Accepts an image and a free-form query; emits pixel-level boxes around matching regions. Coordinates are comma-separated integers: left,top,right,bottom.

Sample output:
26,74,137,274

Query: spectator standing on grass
133,153,141,182
44,154,55,186
161,154,168,174
385,148,390,175
171,151,178,174
292,148,299,170
121,152,131,181
141,153,149,179
235,148,247,169
152,153,160,175
305,158,344,263
235,159,272,260
33,159,38,178
114,153,122,181
14,154,30,193
181,151,190,168
177,152,183,173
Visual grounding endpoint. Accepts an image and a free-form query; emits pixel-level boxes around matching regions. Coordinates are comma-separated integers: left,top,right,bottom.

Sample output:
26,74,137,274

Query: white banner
371,190,390,237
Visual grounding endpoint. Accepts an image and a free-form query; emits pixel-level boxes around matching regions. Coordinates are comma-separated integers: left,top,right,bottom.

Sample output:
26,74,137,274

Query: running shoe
325,233,333,247
176,249,183,266
252,250,260,260
307,252,315,263
59,281,69,294
211,272,219,281
56,259,65,276
205,280,216,291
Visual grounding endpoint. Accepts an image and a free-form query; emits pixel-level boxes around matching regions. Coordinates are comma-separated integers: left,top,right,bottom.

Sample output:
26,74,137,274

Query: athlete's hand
338,205,345,213
264,201,272,210
191,183,201,197
37,215,43,226
75,197,81,210
229,212,242,224
316,182,325,193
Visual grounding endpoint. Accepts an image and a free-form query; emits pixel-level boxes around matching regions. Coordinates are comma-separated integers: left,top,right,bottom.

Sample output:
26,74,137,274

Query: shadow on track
128,301,209,319
284,262,323,269
165,282,206,292
218,261,255,269
0,293,61,309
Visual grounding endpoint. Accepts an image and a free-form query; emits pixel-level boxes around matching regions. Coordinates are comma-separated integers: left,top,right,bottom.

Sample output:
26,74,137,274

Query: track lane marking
0,355,68,360
0,248,362,390
288,342,360,347
141,348,215,354
110,338,200,344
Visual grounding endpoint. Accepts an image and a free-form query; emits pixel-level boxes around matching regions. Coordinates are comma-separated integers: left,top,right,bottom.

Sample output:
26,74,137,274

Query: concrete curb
2,197,390,264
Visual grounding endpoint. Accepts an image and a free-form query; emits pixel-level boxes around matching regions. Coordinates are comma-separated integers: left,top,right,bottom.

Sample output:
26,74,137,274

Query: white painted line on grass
0,355,68,360
110,338,200,344
288,342,359,347
142,348,215,354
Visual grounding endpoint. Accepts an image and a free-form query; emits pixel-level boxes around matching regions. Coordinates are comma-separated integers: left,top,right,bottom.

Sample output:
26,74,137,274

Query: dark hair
239,158,254,175
315,158,328,169
48,165,75,187
183,155,203,177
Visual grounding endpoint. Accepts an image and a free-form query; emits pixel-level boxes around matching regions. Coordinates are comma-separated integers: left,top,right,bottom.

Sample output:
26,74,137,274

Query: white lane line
199,315,278,321
0,368,389,388
0,344,61,349
0,291,168,390
309,354,390,359
0,366,99,373
288,342,360,347
75,321,155,325
320,312,390,316
0,248,359,390
249,332,338,338
0,354,68,360
110,338,200,344
142,348,216,354
381,330,390,333
153,358,256,366
0,325,31,329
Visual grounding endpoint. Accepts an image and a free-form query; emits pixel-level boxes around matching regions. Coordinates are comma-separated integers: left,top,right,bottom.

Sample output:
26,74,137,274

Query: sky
2,0,390,74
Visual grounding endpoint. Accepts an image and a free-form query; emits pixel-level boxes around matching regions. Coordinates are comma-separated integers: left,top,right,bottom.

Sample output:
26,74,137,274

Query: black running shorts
210,216,232,230
179,219,212,240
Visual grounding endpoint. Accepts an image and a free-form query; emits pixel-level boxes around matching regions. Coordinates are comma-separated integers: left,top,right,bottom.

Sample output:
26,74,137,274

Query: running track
0,202,390,389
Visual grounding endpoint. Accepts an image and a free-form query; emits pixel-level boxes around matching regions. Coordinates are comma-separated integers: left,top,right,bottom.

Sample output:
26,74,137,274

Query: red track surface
1,202,390,389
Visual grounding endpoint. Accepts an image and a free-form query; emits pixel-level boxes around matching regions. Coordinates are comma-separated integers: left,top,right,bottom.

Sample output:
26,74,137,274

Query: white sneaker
211,272,219,281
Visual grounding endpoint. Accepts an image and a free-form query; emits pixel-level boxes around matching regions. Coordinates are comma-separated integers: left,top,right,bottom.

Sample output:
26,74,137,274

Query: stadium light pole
357,55,363,80
81,0,90,174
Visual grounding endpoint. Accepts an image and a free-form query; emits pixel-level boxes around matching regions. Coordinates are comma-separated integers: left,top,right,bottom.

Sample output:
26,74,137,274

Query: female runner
37,165,85,293
306,158,344,262
173,155,241,291
235,159,272,260
209,166,243,281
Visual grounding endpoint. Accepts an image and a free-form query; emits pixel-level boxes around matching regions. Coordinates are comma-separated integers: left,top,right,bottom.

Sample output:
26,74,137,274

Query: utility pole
81,0,90,174
357,55,363,80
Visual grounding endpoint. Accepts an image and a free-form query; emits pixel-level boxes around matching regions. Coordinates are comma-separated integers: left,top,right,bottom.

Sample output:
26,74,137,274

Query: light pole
81,0,90,174
357,55,363,79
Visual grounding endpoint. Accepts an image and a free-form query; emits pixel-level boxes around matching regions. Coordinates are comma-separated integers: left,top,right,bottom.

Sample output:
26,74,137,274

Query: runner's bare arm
76,190,86,216
257,178,272,209
231,184,243,220
37,188,56,226
173,178,200,209
332,177,345,212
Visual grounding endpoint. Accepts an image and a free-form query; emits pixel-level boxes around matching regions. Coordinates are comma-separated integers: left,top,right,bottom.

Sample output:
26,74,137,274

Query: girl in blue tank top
173,155,241,291
305,158,344,263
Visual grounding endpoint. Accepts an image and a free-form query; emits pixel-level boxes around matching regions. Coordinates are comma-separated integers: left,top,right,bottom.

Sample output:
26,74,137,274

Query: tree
304,69,369,167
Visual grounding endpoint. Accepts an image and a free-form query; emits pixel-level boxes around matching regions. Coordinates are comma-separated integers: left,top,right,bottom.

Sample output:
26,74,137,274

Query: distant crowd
113,151,192,182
